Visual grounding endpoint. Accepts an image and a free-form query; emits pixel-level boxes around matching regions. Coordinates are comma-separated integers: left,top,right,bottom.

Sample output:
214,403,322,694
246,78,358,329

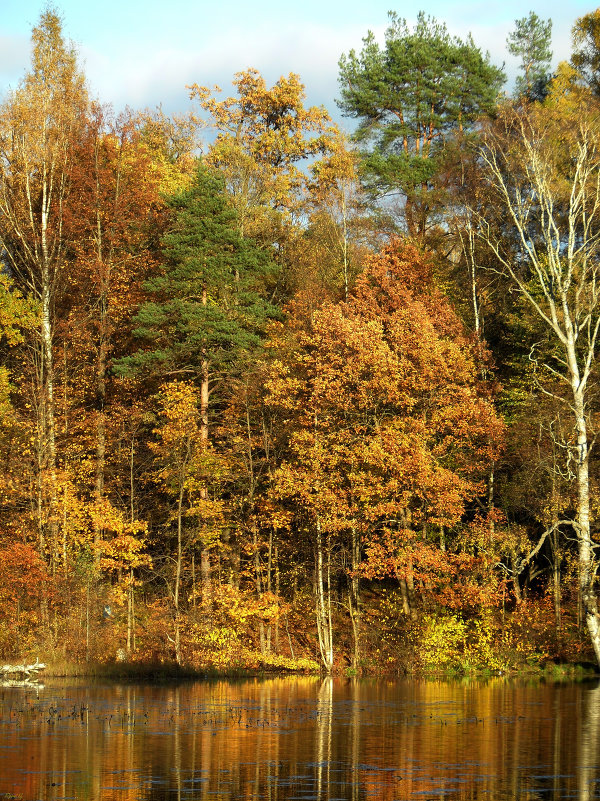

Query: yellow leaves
150,381,228,538
188,68,336,230
308,127,360,196
136,106,200,195
191,69,331,150
0,368,16,426
151,381,203,448
546,61,587,113
0,274,39,346
210,583,283,625
92,497,151,573
97,532,151,573
0,8,88,249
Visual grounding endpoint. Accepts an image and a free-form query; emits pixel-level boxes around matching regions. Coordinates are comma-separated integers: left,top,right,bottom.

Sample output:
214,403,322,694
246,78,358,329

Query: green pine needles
116,164,279,381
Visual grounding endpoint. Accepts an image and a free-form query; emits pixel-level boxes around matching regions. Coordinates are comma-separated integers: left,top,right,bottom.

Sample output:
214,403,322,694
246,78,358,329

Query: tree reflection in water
580,682,600,801
0,676,598,800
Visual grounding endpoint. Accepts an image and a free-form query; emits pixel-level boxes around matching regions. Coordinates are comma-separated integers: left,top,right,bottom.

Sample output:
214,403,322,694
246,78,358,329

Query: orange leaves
0,542,48,610
264,240,504,586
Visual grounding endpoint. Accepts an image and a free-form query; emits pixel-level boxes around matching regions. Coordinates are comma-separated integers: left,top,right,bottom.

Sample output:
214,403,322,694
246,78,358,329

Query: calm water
0,676,599,800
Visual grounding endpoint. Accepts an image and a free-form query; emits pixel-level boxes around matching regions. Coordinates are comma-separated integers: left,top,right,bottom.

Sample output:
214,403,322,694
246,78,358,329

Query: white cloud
2,7,579,118
78,21,388,119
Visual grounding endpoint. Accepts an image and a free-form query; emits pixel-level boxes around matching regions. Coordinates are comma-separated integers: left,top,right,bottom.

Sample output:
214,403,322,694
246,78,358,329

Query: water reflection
0,676,598,800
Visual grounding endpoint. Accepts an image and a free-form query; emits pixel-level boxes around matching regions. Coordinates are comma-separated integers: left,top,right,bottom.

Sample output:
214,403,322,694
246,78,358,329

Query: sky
0,0,595,135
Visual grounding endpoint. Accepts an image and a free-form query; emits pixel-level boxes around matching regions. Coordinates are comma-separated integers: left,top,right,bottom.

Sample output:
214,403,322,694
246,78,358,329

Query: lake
0,675,598,800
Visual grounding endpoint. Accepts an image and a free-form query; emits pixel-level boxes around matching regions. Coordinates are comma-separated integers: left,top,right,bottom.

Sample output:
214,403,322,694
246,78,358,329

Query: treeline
1,8,600,674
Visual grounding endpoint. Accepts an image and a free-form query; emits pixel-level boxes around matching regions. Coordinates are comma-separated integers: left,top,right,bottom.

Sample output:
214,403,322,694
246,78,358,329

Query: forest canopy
1,6,600,675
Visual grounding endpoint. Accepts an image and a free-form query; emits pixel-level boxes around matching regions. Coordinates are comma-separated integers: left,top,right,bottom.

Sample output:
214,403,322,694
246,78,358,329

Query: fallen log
1,660,46,680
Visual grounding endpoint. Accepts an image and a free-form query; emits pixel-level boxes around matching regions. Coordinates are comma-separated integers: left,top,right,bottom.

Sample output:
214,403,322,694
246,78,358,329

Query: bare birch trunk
478,107,600,666
573,386,600,663
0,11,87,569
127,568,135,653
349,523,361,668
41,267,58,559
315,518,334,672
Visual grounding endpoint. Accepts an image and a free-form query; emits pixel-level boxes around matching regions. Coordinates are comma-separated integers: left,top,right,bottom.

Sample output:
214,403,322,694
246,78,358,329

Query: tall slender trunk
41,267,58,557
266,527,273,653
551,528,562,634
573,385,600,662
564,314,600,663
94,162,109,533
173,483,184,664
349,523,361,668
274,545,280,654
127,568,135,653
488,464,495,538
399,578,412,616
315,518,334,672
38,148,60,569
253,524,266,655
200,548,212,620
199,288,212,618
94,293,107,547
340,184,349,301
406,555,417,619
130,434,136,524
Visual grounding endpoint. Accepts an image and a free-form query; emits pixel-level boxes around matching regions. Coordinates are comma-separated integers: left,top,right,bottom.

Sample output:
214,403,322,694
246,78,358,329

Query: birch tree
476,96,600,663
0,9,87,557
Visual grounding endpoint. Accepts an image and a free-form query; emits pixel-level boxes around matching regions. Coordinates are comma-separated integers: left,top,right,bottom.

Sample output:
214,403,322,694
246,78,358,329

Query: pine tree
507,12,553,101
337,12,504,239
117,163,278,434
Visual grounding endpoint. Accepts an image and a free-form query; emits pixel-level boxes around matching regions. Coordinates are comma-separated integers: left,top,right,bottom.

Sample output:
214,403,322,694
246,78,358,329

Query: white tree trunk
315,518,334,672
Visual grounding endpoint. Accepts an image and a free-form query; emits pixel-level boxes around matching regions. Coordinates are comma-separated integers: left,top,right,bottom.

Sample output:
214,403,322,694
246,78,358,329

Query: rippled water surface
0,675,599,800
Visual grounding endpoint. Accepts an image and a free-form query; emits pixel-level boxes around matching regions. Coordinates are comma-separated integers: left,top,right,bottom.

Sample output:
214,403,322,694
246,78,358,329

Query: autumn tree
476,89,600,664
0,274,37,413
189,69,337,299
571,9,600,97
265,241,504,670
135,105,201,194
0,276,38,537
0,543,49,657
117,163,278,625
190,70,334,230
117,163,277,413
62,105,163,521
338,12,504,239
0,8,88,557
299,131,382,301
149,381,224,662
